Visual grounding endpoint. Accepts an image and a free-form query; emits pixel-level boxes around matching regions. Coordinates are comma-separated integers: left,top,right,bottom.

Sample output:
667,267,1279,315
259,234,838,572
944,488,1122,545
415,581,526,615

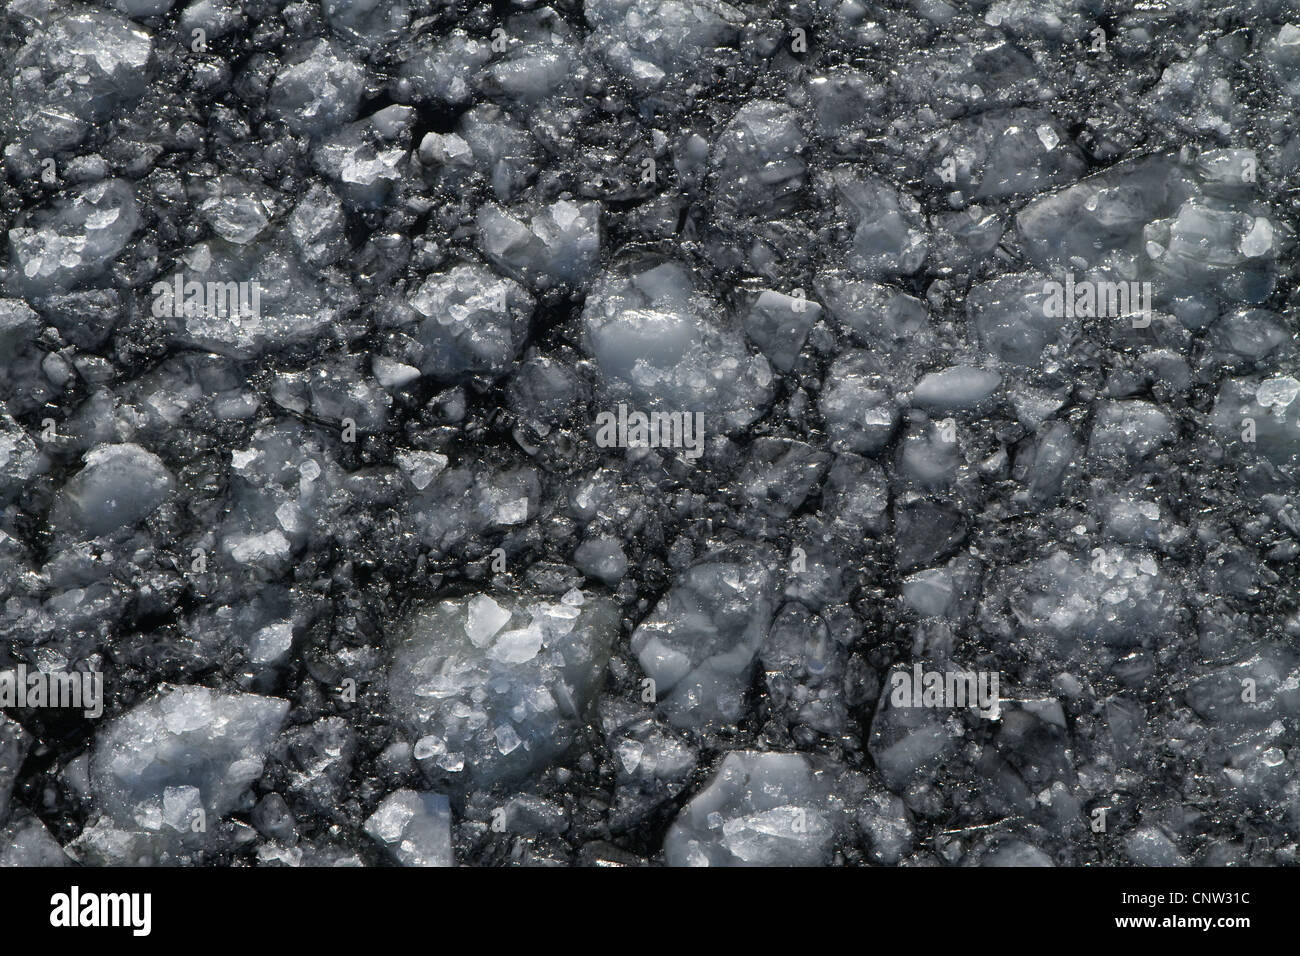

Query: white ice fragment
494,724,522,755
372,356,422,389
617,739,644,774
412,735,446,760
912,366,1001,413
395,450,448,490
275,501,302,534
1239,216,1274,257
436,753,464,772
364,790,453,867
228,530,291,564
1255,376,1300,410
231,449,259,473
465,594,511,647
489,625,544,664
495,497,529,525
248,621,294,665
162,785,202,832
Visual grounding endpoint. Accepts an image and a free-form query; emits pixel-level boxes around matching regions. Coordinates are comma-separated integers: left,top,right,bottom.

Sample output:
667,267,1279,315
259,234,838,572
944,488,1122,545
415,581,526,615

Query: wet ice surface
0,0,1299,869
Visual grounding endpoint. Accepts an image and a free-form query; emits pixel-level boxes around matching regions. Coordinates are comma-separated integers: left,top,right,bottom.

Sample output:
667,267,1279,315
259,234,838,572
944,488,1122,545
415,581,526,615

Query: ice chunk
364,790,453,867
1004,549,1184,657
930,204,1007,274
631,545,777,730
0,299,41,360
298,360,392,431
981,0,1092,40
1101,496,1186,554
1124,825,1187,867
477,200,602,290
901,569,956,618
822,453,889,542
833,170,929,277
488,624,546,660
312,120,409,208
969,837,1055,867
397,30,491,106
6,180,141,296
111,0,176,15
247,621,294,666
741,290,821,373
923,109,1085,202
601,700,699,831
1185,648,1300,729
903,428,966,491
0,413,43,504
447,105,538,201
7,10,153,154
288,185,348,267
227,530,291,566
196,175,277,244
737,438,831,520
1023,421,1079,504
582,260,774,432
816,276,929,353
1257,376,1300,410
584,0,743,92
50,443,175,539
967,273,1070,368
819,352,898,455
1211,377,1300,484
0,813,70,866
1204,309,1291,371
90,686,289,830
895,500,967,572
177,0,243,41
373,356,421,390
574,536,629,585
1142,50,1237,138
868,665,960,790
1016,155,1191,270
481,9,585,105
912,366,1001,413
809,69,886,146
409,264,534,382
1268,23,1300,97
268,40,366,136
395,450,448,491
409,462,542,553
274,717,356,814
858,792,915,864
166,239,346,358
710,101,808,214
388,590,618,792
1145,198,1280,304
324,0,410,51
1087,400,1173,464
760,603,853,739
665,752,839,866
885,40,1043,120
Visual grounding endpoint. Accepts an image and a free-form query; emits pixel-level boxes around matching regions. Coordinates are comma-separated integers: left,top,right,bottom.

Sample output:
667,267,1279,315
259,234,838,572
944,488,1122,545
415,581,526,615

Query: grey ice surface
0,0,1299,869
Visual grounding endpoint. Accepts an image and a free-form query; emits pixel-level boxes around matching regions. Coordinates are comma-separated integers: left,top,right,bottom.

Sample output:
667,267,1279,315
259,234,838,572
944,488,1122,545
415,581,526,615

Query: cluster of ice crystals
3,0,1300,871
